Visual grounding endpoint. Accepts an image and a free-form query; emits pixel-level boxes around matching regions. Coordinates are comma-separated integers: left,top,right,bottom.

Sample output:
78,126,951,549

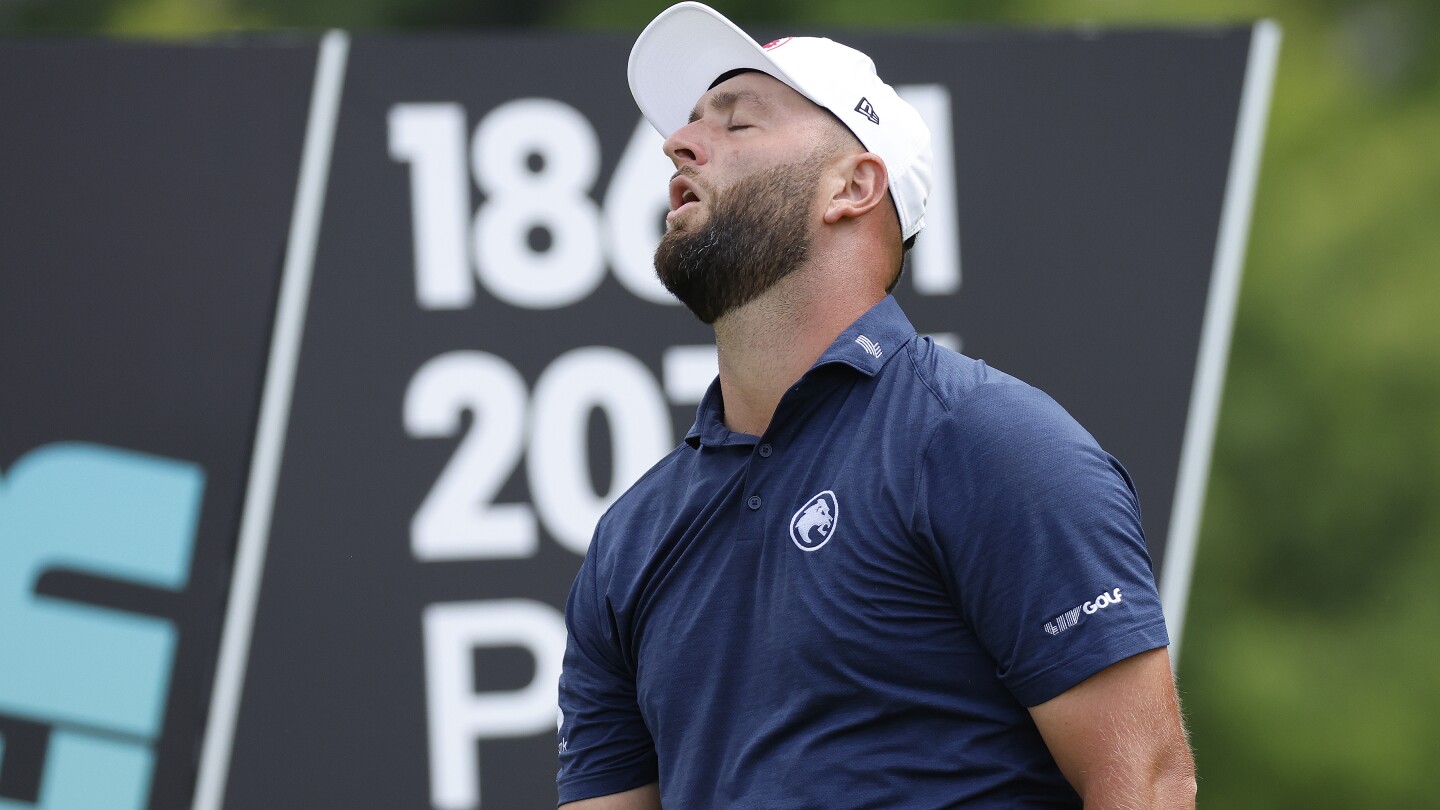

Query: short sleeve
556,534,659,804
917,381,1170,707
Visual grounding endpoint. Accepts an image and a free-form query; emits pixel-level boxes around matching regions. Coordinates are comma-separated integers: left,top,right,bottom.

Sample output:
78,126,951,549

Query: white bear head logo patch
790,490,839,551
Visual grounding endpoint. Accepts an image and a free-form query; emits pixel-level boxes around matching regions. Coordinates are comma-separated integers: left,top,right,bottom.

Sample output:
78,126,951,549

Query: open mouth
668,175,704,223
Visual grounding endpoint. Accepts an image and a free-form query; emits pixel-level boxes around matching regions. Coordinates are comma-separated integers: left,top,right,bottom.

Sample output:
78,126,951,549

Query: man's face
653,72,835,324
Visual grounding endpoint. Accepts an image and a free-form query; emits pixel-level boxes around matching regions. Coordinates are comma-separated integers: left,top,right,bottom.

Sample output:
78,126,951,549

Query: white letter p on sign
423,599,566,810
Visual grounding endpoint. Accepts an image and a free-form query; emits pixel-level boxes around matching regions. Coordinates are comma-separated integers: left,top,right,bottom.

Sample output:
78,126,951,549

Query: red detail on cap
762,37,792,50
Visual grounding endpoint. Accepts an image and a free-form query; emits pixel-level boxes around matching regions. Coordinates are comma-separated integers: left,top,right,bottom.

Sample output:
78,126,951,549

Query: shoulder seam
904,337,956,535
903,336,951,414
594,442,690,531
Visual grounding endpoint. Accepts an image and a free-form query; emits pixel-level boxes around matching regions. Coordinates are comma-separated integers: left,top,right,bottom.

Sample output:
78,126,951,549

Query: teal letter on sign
0,443,204,810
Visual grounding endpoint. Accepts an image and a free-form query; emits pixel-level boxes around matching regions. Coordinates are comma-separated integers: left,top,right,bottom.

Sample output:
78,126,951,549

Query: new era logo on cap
854,96,879,125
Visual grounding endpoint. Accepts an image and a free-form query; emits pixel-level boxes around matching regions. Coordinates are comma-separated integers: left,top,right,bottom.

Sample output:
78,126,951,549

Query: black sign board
0,41,314,810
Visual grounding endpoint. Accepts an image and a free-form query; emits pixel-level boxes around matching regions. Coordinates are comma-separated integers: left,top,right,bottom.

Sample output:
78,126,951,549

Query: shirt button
747,495,762,510
758,444,772,458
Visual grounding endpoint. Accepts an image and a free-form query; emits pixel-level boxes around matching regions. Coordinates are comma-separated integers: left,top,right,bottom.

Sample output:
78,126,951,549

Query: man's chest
611,438,981,744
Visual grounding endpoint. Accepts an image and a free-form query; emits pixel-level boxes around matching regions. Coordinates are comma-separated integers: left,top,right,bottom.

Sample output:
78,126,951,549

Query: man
557,3,1197,807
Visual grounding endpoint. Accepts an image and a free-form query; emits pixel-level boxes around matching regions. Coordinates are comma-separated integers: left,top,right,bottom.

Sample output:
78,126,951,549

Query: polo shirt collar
810,294,916,378
685,296,917,448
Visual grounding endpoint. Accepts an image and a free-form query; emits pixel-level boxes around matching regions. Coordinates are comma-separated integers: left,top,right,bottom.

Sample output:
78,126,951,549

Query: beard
654,154,825,325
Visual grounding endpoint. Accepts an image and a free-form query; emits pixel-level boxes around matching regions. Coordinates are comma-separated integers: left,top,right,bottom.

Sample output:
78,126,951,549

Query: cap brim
628,2,783,137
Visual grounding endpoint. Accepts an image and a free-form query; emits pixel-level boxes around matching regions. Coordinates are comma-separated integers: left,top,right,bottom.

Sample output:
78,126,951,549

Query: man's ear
823,152,889,225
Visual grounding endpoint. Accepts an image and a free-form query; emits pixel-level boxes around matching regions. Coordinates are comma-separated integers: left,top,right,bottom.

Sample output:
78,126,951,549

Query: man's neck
711,267,883,437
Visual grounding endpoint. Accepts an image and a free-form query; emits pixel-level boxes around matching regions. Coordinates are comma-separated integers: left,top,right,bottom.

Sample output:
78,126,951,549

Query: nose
663,122,706,167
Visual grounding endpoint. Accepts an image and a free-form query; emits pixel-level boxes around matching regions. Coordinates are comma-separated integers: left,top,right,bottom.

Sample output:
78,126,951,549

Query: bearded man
557,4,1197,808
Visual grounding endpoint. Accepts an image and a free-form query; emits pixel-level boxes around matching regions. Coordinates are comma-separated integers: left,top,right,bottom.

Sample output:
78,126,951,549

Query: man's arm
559,782,661,810
1028,647,1196,808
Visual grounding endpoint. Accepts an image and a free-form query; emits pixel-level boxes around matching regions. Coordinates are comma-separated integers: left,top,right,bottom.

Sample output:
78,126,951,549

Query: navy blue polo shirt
558,296,1169,808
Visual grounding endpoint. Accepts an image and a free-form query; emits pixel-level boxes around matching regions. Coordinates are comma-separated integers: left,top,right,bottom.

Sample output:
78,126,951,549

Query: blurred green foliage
4,0,1436,804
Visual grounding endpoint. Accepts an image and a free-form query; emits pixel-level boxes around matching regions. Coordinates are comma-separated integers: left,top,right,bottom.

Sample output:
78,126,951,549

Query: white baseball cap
628,1,933,240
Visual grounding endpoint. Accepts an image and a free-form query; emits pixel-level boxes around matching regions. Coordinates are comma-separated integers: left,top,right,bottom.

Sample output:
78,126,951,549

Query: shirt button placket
740,491,767,541
742,443,770,539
